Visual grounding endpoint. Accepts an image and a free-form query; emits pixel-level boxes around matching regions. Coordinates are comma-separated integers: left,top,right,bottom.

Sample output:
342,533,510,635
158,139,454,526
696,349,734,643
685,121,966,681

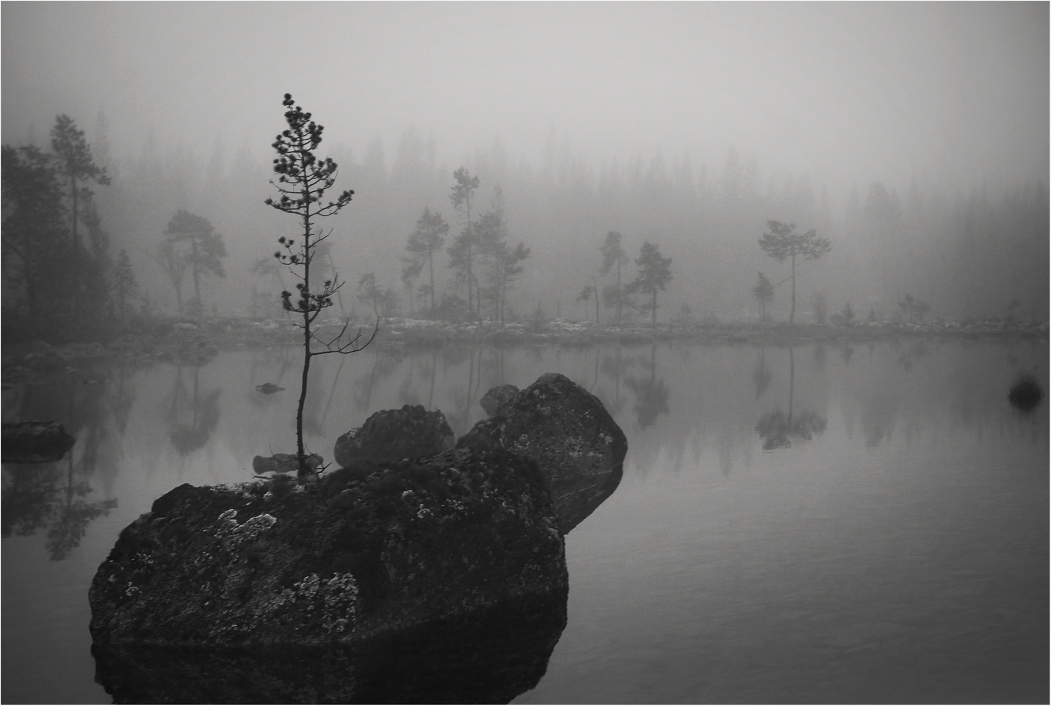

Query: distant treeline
4,115,1048,342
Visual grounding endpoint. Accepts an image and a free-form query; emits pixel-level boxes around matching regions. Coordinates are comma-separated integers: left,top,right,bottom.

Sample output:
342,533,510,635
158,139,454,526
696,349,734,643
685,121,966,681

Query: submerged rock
255,382,285,395
458,373,627,534
251,453,323,475
479,384,520,416
2,420,75,463
92,591,566,703
1008,375,1044,413
333,404,454,468
89,447,566,647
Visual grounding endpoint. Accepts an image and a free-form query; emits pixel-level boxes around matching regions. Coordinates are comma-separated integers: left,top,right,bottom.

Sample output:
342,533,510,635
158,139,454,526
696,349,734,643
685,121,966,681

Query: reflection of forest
2,369,120,560
3,340,1043,557
755,348,828,451
166,365,222,456
624,343,670,431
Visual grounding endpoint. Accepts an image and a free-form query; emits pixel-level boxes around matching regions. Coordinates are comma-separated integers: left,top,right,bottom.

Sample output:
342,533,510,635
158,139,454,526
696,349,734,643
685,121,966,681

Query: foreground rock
92,592,566,703
479,384,519,416
89,447,566,647
2,421,75,463
459,373,627,533
334,404,454,467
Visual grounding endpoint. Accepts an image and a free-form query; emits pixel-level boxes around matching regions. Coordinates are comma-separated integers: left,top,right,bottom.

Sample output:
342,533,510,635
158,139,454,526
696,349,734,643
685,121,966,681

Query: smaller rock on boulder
479,384,519,416
334,405,454,468
2,421,76,463
458,373,627,534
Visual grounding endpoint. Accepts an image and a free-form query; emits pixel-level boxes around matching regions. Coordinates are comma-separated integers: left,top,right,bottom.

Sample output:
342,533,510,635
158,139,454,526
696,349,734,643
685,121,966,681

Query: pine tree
265,93,376,477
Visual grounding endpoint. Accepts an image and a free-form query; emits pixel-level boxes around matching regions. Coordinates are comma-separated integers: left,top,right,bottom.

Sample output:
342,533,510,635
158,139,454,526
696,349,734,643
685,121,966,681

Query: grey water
2,339,1048,703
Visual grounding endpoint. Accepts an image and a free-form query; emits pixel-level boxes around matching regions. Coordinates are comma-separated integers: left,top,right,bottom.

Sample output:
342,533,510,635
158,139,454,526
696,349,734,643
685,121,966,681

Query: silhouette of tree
113,250,137,323
448,167,481,318
163,210,226,318
405,207,449,313
752,271,774,322
265,93,376,476
1,145,70,325
627,241,672,325
50,114,110,320
599,231,630,323
758,220,830,324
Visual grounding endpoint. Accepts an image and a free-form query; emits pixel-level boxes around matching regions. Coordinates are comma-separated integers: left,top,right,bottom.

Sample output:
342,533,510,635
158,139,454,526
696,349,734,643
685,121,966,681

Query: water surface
2,339,1047,703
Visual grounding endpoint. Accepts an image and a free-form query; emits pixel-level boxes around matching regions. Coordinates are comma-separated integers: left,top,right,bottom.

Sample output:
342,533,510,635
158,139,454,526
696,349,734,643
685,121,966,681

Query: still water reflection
2,340,1048,703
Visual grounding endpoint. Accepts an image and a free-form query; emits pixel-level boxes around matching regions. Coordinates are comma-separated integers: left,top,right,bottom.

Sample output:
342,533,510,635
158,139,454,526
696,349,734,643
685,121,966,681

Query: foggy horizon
4,3,1048,200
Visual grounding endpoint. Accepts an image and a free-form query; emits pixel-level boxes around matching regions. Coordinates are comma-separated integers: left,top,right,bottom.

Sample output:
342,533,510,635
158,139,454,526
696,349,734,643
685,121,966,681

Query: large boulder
334,405,454,468
2,421,75,463
89,447,566,647
458,373,627,534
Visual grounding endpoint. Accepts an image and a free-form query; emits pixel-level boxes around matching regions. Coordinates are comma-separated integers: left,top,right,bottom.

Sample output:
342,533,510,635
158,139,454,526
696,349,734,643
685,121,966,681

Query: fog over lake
2,3,1048,704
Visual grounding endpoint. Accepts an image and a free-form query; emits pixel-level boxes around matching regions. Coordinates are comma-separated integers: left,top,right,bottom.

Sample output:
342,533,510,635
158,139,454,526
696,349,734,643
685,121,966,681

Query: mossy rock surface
334,404,454,467
459,373,627,533
89,447,566,647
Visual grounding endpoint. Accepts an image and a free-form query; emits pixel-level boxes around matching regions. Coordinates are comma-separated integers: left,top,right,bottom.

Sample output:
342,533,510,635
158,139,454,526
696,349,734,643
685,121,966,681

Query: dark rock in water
334,404,454,468
91,591,566,703
89,448,566,647
255,383,285,394
458,373,627,534
252,453,323,475
2,421,75,463
1008,375,1043,413
479,384,520,416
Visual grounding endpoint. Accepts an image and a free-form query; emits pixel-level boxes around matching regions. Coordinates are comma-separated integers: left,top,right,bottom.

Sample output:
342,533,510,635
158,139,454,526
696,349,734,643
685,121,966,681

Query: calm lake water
2,338,1048,703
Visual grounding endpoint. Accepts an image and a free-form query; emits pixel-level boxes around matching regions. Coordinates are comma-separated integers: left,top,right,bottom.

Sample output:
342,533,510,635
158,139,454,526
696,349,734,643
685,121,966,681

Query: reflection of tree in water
2,466,62,538
351,350,400,416
755,347,827,451
752,348,772,400
3,373,118,559
46,456,118,560
625,344,670,430
599,346,628,416
896,339,928,372
839,343,855,367
812,343,827,372
168,365,222,457
107,362,138,435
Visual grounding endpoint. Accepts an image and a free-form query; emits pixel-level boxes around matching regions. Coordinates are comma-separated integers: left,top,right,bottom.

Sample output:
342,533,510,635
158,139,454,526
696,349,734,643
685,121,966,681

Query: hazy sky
3,2,1047,193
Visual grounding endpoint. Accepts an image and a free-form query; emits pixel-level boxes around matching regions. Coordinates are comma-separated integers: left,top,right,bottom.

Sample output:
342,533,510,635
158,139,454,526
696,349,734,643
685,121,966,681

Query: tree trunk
70,173,80,320
191,237,201,318
428,250,436,313
651,288,657,325
296,208,312,478
594,277,600,325
789,252,797,324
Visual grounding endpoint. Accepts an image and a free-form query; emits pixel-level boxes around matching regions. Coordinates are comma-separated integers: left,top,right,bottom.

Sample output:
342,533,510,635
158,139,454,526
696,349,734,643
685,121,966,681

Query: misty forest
2,4,1047,705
